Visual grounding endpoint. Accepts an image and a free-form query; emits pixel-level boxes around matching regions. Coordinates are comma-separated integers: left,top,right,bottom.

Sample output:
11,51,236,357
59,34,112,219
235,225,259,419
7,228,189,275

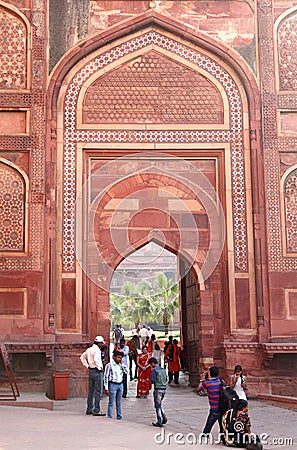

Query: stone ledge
257,394,297,411
0,392,53,410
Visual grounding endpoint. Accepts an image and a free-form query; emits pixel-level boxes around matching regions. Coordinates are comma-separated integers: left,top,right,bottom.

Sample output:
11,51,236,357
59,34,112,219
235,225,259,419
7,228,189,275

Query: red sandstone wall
0,0,297,396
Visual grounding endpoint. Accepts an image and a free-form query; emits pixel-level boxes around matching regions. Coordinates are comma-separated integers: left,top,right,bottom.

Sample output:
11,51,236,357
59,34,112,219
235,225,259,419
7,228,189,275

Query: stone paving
0,373,296,450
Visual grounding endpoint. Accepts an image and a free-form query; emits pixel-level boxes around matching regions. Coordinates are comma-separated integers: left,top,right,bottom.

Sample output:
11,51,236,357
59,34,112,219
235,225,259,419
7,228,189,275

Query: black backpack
219,380,239,414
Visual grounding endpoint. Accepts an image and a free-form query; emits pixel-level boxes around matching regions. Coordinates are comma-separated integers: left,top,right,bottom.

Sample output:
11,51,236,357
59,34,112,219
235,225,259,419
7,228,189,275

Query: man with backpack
149,357,168,428
198,366,239,440
198,366,224,437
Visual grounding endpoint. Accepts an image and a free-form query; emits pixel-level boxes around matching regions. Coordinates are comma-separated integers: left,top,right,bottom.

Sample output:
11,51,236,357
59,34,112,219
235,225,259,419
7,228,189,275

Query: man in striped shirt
198,365,222,436
104,351,128,419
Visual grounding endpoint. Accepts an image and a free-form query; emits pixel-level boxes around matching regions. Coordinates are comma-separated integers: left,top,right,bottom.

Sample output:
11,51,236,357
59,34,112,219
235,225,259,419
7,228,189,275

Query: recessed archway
47,11,263,381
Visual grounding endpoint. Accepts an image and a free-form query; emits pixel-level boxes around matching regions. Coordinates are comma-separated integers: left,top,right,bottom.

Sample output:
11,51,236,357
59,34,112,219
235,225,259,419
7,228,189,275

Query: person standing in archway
165,338,181,384
127,334,140,380
136,346,152,398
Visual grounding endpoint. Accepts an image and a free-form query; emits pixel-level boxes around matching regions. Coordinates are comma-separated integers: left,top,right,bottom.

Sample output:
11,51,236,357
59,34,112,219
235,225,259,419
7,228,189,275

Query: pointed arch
0,157,29,254
281,164,297,256
0,1,31,90
48,11,263,340
275,5,297,92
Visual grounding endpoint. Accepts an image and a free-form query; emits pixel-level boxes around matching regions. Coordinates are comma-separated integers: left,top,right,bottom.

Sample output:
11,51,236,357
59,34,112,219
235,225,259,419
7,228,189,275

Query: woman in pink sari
136,346,152,398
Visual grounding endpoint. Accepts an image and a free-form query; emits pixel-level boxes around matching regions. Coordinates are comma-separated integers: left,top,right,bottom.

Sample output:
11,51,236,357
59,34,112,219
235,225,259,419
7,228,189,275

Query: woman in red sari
136,346,152,398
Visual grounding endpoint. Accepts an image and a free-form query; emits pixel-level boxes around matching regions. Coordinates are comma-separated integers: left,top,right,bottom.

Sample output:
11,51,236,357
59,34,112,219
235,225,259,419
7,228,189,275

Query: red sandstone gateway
0,1,296,400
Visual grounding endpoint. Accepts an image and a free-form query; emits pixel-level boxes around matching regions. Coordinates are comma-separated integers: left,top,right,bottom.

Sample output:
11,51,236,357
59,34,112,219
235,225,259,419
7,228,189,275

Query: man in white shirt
104,351,128,420
138,324,149,348
80,335,106,416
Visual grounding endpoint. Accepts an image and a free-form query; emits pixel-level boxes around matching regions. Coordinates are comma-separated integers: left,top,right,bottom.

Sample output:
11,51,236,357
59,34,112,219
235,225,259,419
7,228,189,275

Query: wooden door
180,259,200,386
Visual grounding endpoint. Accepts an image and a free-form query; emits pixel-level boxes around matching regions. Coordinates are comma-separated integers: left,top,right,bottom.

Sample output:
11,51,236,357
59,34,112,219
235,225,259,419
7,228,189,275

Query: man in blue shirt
118,338,129,398
198,365,222,436
104,351,128,420
149,357,168,428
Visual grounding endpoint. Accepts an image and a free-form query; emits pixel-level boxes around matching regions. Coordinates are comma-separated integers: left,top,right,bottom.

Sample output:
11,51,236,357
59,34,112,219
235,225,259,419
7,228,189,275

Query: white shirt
232,374,247,400
118,345,129,366
80,344,103,370
139,328,149,339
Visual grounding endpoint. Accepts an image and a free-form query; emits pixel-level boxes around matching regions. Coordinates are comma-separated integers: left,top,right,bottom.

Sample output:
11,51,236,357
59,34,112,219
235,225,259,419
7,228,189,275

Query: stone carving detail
83,51,223,124
0,162,25,252
284,169,297,253
278,12,297,91
0,6,27,89
63,31,247,273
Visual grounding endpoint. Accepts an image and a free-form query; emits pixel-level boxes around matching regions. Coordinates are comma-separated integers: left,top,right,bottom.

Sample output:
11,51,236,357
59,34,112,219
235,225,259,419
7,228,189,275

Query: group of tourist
80,333,260,448
198,365,262,449
125,330,182,399
79,333,168,427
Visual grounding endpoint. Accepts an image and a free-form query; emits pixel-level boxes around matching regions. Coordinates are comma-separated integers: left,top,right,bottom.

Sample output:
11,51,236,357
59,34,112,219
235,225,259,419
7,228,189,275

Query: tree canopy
110,273,179,333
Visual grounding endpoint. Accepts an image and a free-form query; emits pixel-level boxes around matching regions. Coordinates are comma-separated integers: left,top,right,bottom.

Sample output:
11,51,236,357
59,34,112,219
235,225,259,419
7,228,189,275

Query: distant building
110,242,177,292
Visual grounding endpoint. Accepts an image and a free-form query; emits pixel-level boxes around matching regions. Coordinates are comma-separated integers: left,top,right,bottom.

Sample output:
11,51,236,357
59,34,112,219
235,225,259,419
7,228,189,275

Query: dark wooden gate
180,259,200,386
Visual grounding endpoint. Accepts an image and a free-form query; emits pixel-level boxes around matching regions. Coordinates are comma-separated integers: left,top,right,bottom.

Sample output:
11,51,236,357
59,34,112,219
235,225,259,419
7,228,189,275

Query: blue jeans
87,369,103,414
203,409,219,434
108,382,123,419
153,389,167,425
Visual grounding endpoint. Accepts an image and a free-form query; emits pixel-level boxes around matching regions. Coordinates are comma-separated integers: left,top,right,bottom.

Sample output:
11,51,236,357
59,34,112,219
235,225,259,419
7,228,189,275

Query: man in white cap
80,336,106,416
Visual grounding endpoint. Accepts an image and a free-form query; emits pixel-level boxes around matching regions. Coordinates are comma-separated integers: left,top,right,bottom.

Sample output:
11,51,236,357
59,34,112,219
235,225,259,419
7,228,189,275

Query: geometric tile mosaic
278,11,297,91
260,0,297,272
0,162,25,252
0,6,27,89
284,168,297,253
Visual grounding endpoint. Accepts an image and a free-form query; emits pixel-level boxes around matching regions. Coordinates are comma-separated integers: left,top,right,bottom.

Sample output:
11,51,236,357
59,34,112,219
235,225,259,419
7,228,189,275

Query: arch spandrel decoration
61,28,248,275
0,4,28,90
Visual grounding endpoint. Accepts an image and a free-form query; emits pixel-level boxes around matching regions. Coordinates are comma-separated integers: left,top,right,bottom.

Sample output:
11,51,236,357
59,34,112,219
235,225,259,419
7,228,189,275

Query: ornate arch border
48,12,263,334
58,30,253,272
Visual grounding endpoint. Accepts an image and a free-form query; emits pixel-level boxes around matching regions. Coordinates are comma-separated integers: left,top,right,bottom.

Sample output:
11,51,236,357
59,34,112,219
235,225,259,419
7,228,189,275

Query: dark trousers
86,368,103,414
122,372,128,397
129,355,137,379
203,409,219,434
168,371,179,384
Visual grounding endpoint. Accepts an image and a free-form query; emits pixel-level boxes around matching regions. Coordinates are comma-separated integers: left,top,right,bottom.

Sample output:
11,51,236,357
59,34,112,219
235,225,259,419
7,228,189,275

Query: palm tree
110,292,127,327
120,280,154,329
153,272,179,335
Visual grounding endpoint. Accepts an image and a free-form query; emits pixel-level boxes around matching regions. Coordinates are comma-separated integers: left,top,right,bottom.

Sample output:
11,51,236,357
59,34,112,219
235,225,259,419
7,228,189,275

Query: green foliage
109,273,179,333
153,272,179,334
